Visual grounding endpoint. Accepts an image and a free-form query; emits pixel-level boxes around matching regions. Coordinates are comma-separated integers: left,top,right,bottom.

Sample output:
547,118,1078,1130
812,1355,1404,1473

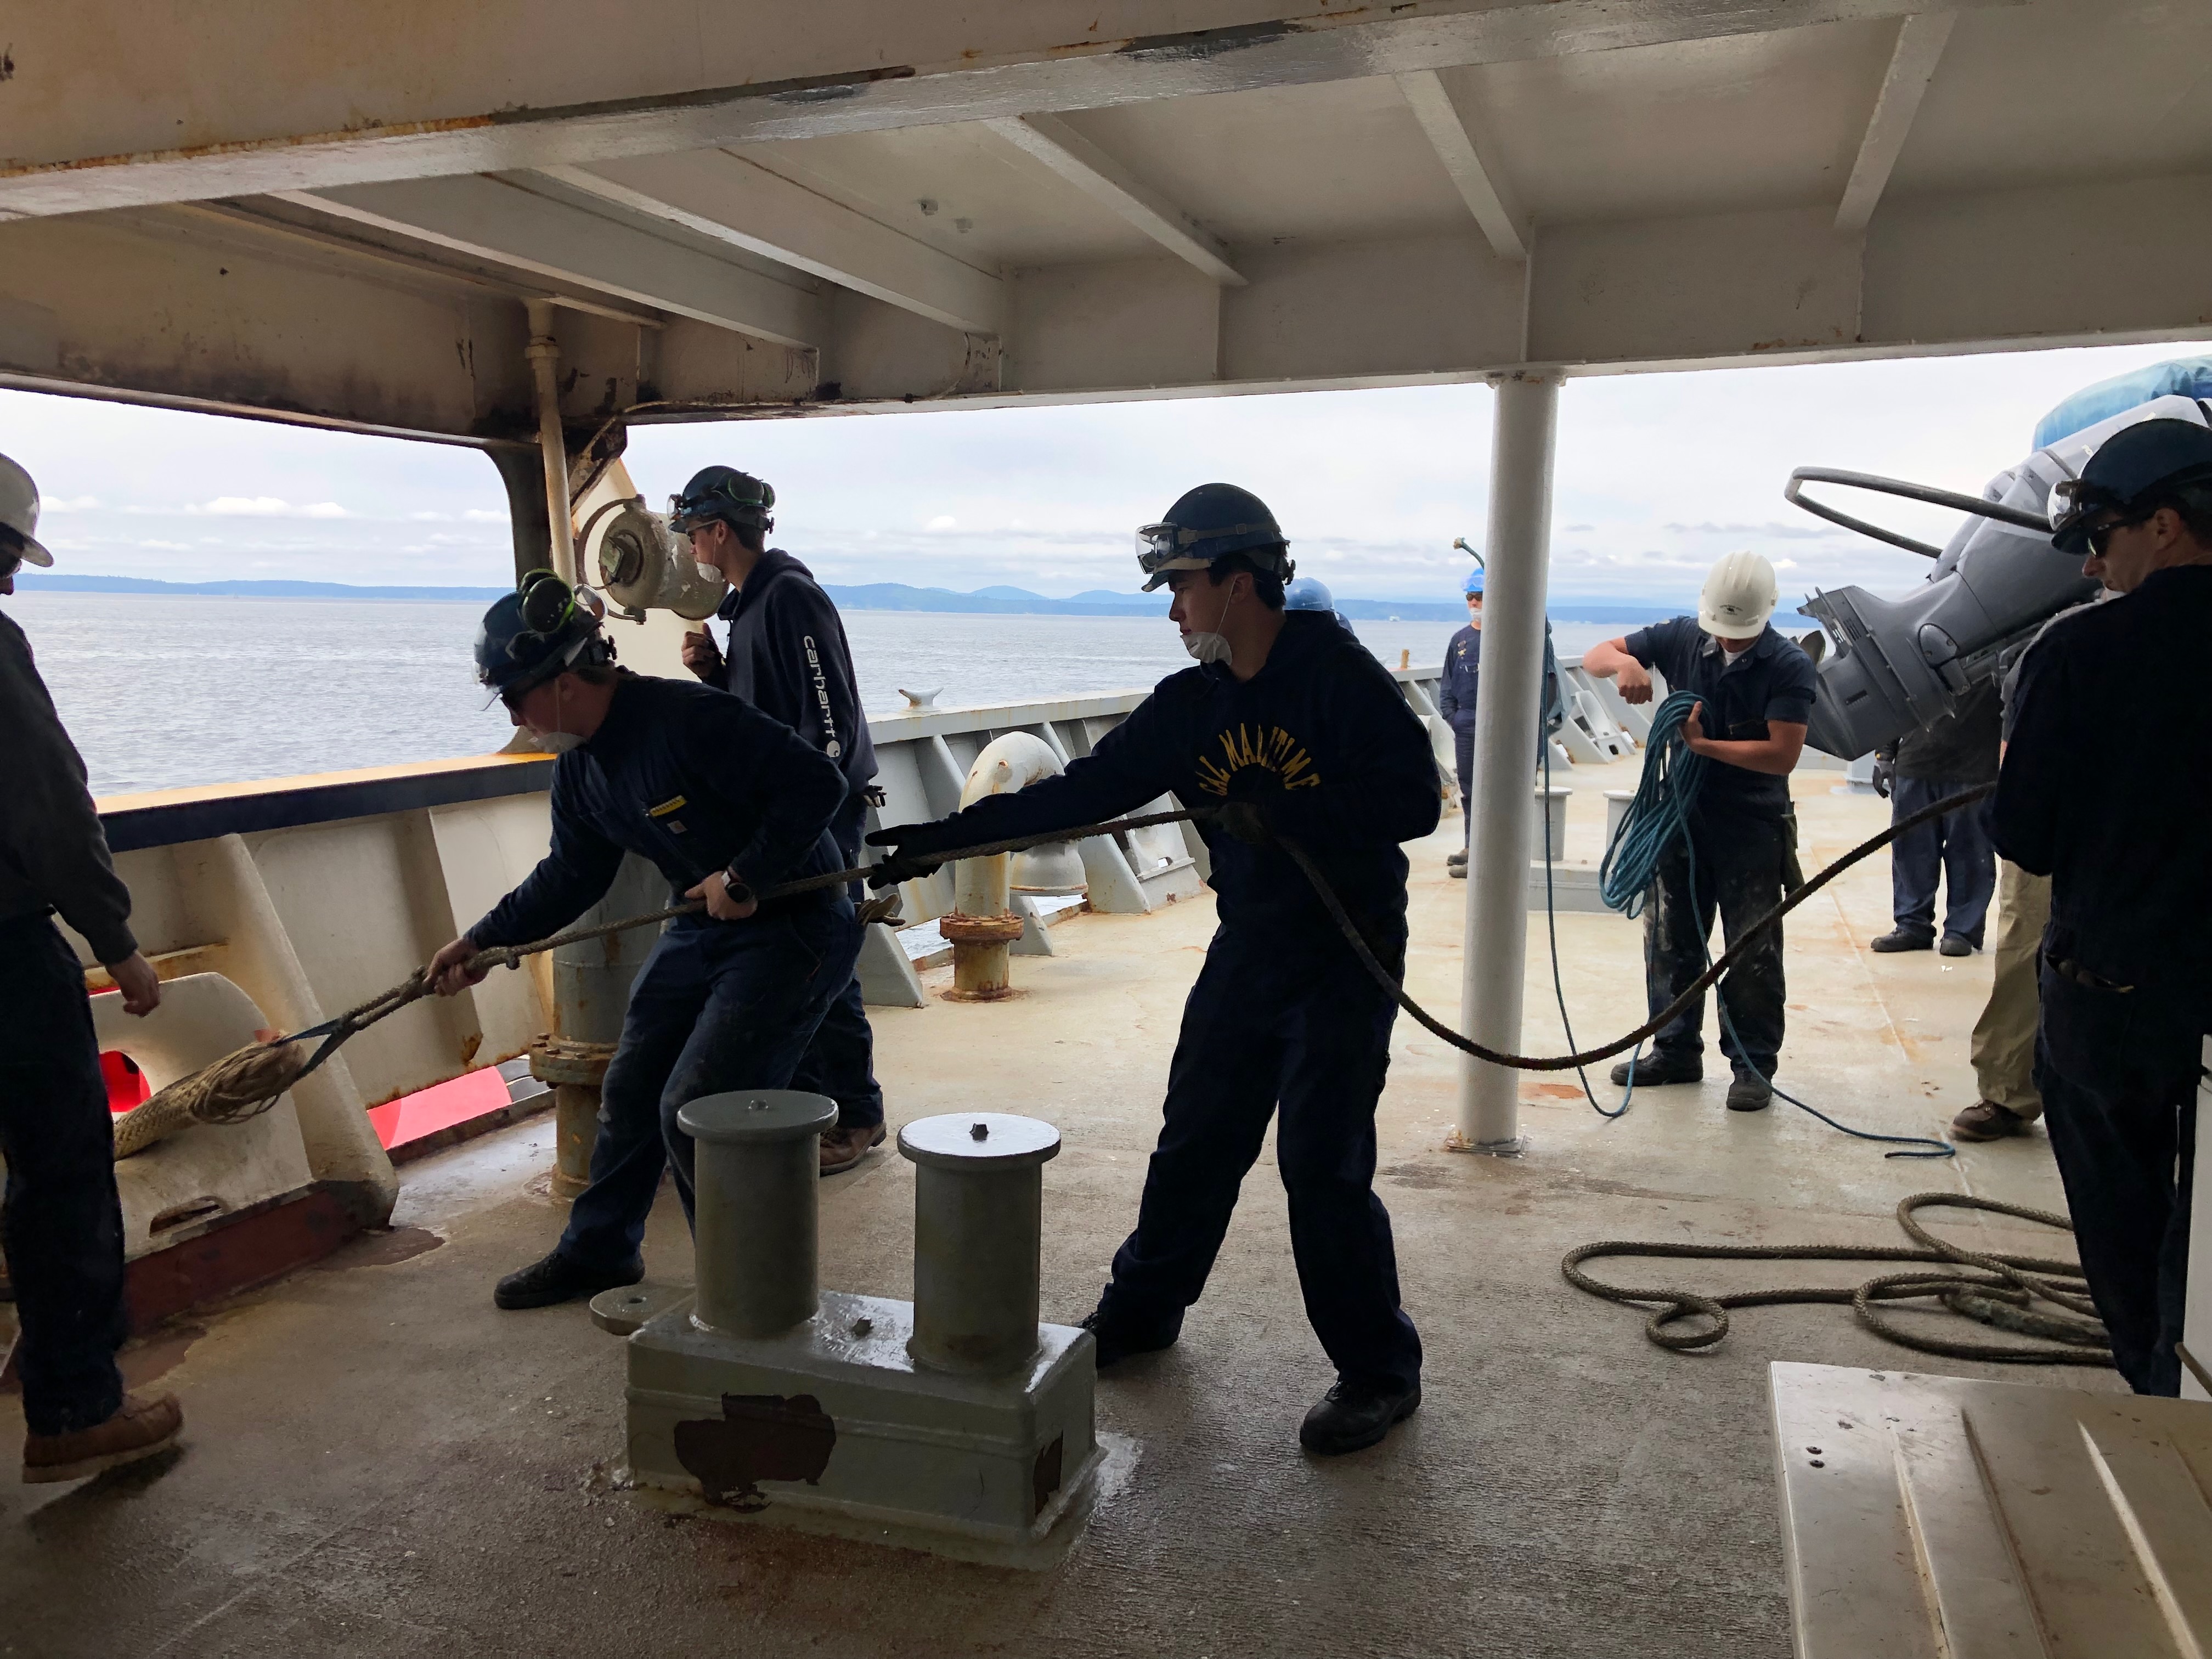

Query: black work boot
1869,928,1934,953
1077,1307,1181,1370
1608,1053,1702,1088
1300,1380,1421,1456
494,1250,644,1311
1726,1073,1774,1112
1938,934,1975,958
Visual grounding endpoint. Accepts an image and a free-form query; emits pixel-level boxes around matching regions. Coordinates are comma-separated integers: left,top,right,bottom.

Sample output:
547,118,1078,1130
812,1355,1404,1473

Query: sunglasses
2083,515,2147,558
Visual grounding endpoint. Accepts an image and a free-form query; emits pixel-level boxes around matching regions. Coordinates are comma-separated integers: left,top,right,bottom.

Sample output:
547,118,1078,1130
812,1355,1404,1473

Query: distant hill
13,571,1810,629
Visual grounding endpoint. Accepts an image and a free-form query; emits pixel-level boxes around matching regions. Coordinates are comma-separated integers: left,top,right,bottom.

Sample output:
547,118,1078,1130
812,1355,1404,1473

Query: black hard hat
1135,483,1293,591
669,465,775,534
2048,418,2212,556
473,570,612,699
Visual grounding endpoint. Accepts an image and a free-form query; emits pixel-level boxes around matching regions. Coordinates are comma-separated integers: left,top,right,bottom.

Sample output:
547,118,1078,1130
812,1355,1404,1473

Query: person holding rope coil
867,483,1439,1455
427,572,859,1311
1584,551,1815,1113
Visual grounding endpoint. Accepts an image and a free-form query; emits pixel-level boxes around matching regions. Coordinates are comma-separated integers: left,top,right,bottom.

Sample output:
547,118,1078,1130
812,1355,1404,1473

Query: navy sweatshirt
714,550,877,802
1992,565,2212,1002
888,612,1442,950
470,673,848,950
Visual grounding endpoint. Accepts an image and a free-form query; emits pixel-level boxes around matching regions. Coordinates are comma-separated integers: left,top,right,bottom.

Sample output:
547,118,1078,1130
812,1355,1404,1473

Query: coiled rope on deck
1563,1193,2111,1366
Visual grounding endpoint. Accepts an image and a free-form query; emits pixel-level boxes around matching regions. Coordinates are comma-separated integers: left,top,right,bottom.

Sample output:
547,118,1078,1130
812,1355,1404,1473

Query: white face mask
539,730,584,754
1182,584,1235,665
695,560,721,584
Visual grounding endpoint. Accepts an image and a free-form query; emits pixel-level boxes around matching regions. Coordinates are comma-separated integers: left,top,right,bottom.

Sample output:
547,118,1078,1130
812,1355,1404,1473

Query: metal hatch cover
1769,1361,2212,1658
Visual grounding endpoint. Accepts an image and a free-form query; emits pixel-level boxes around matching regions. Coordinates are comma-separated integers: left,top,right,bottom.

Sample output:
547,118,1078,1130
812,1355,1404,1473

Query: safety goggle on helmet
1133,523,1295,591
475,570,610,706
668,468,775,534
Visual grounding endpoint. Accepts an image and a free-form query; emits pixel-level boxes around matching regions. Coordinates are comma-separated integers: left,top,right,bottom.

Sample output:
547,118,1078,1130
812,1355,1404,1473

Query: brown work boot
819,1122,887,1176
22,1392,183,1484
1951,1101,2030,1142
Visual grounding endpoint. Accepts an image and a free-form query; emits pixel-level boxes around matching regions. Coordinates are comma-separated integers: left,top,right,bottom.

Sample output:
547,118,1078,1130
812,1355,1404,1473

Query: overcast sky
5,336,2203,608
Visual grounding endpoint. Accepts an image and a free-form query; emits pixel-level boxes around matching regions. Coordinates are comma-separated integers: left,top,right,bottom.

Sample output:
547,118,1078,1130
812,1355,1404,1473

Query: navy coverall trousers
1888,777,1996,948
786,794,884,1132
1644,814,1790,1079
0,916,127,1436
557,899,861,1272
2035,965,2203,1396
1096,924,1423,1393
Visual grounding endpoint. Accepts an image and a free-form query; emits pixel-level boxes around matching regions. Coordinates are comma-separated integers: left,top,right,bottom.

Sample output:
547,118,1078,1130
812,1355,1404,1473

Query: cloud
408,510,453,522
39,494,100,512
461,508,507,523
1662,521,1841,541
187,496,353,519
925,515,957,531
1773,558,1799,569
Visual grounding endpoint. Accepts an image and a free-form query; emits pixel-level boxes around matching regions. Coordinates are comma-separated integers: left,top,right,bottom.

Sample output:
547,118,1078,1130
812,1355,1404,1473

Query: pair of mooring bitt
681,1090,1060,1373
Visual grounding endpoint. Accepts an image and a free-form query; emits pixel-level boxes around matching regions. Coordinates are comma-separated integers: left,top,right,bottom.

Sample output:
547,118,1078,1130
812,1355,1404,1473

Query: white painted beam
985,113,1243,287
0,2,2015,218
1835,13,1957,234
276,174,821,347
541,153,1001,336
1395,70,1527,262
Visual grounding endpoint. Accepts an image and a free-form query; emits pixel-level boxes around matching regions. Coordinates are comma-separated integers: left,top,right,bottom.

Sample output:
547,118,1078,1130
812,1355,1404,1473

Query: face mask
538,730,584,754
1182,584,1235,665
695,561,721,583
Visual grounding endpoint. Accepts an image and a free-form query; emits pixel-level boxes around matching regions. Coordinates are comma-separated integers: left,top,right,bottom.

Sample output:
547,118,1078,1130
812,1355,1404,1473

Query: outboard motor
1787,360,2212,759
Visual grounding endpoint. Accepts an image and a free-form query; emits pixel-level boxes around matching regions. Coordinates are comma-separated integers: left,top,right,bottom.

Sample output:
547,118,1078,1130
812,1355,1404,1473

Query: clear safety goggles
1135,520,1275,576
2045,475,2123,539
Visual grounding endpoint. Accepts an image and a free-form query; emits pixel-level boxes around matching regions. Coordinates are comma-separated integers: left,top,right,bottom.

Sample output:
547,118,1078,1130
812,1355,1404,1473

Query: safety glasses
1135,520,1273,575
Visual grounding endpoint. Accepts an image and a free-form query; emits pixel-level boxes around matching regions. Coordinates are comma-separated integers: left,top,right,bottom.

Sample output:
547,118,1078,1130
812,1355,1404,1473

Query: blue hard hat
1136,482,1293,592
1462,566,1485,595
473,571,612,698
1283,577,1334,612
2049,418,2212,556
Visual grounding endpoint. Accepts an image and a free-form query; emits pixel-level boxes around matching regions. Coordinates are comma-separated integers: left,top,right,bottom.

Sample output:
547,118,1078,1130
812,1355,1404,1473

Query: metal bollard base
623,1289,1102,1566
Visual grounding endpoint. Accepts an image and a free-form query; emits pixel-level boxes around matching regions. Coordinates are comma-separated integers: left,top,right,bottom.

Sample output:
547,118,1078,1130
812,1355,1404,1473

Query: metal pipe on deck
943,733,1068,999
524,298,576,586
1455,370,1560,1155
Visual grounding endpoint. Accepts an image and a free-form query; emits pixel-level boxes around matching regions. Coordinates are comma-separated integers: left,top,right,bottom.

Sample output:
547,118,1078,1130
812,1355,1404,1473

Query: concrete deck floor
2,759,2115,1659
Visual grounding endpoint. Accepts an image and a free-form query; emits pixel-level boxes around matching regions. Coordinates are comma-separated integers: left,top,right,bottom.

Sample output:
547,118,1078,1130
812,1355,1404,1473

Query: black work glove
864,823,949,889
1871,754,1894,800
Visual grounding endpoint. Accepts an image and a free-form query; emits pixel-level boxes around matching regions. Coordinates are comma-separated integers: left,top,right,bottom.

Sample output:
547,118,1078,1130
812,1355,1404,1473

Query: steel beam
0,2,2004,218
1835,13,1957,234
543,154,1003,336
1395,71,1527,262
279,175,822,347
985,114,1244,287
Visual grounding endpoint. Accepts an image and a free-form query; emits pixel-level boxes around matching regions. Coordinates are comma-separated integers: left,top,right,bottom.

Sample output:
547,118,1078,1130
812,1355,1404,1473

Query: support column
1454,370,1560,1155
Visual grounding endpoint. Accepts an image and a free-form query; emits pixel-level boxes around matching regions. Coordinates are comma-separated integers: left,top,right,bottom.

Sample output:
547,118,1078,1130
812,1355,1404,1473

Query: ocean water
8,591,1618,797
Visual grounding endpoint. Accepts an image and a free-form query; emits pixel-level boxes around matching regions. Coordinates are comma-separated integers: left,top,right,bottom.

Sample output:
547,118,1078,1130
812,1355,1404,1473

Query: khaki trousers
1968,858,2050,1119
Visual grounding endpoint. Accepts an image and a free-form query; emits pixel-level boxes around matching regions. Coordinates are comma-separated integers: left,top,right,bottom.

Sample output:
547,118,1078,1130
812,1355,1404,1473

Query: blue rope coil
1598,690,1706,917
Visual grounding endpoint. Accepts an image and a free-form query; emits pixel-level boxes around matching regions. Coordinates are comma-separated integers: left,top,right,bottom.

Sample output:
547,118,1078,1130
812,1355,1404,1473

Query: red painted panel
101,1049,151,1114
366,1066,511,1151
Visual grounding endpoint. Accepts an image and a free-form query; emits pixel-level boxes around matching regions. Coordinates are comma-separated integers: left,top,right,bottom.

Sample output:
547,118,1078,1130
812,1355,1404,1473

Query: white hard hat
0,453,53,567
1699,550,1776,640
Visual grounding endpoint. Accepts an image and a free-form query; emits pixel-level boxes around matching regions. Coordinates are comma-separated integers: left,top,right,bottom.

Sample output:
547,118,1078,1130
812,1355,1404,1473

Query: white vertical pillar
1455,371,1560,1154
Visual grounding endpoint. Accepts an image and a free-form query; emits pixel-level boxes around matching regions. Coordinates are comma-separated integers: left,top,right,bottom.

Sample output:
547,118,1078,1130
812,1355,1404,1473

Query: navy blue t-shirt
1622,618,1816,823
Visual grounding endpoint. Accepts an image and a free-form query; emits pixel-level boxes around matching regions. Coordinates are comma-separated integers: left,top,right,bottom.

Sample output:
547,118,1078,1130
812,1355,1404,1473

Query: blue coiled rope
1561,690,1954,1159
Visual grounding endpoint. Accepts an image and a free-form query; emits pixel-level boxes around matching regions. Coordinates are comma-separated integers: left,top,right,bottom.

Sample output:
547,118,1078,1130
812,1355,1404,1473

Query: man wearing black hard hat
671,466,887,1175
1995,416,2212,1396
867,484,1440,1455
427,571,859,1310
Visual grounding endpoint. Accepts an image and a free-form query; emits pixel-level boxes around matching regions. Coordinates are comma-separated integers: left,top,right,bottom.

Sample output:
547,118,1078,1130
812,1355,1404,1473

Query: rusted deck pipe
941,732,1068,1000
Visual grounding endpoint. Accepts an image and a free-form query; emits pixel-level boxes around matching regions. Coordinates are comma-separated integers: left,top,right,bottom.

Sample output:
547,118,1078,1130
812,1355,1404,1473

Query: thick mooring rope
117,771,1993,1159
1562,1193,2112,1367
109,809,1200,1157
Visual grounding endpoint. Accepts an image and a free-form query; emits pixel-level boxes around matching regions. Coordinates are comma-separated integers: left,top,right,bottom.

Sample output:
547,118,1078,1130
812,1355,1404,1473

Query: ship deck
1,759,2111,1659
